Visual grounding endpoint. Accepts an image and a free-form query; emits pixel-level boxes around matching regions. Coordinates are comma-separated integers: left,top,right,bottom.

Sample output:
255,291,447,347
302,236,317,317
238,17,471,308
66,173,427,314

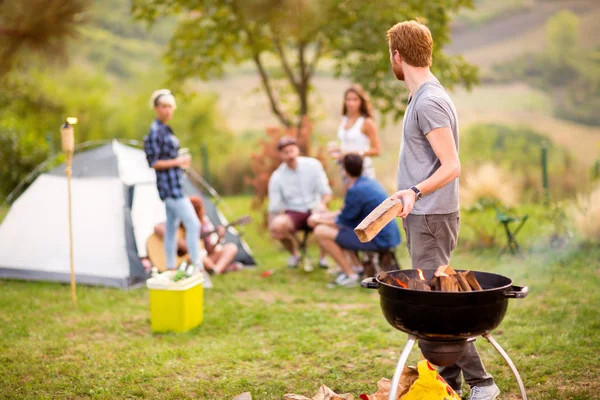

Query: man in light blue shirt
268,137,332,268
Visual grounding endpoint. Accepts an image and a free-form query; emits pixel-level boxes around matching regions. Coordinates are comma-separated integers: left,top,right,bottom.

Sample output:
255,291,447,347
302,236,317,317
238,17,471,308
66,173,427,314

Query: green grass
0,196,599,399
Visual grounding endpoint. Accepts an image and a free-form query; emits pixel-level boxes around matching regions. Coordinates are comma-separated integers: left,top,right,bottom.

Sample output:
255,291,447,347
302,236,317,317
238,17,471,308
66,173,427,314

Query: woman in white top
329,84,381,179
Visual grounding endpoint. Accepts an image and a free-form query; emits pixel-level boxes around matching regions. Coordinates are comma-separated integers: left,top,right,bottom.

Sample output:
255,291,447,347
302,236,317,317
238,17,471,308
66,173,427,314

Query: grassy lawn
0,196,599,399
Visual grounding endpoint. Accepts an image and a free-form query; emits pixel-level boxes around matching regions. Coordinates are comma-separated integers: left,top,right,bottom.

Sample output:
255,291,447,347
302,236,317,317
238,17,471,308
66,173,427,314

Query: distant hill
449,0,600,67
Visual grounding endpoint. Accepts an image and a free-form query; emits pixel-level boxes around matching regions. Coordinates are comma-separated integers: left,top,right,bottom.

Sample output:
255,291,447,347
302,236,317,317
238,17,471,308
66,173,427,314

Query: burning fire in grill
379,265,484,292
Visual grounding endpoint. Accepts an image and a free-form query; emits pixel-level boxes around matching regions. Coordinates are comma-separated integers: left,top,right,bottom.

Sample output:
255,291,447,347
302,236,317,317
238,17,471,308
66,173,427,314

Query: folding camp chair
497,211,529,259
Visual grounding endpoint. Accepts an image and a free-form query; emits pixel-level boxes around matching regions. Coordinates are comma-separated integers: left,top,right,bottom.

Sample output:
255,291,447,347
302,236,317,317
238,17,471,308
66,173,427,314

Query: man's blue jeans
164,197,201,269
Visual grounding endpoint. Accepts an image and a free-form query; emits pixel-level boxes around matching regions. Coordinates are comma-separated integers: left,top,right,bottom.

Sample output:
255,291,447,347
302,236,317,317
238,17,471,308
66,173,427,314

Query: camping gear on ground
146,270,204,333
0,139,255,289
400,360,460,400
497,211,528,258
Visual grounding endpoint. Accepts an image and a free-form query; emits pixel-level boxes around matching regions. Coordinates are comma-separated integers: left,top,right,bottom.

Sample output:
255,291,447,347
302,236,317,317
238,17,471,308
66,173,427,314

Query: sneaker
327,273,348,288
287,255,300,269
335,273,359,287
318,257,329,269
303,258,314,272
352,265,364,275
469,384,500,400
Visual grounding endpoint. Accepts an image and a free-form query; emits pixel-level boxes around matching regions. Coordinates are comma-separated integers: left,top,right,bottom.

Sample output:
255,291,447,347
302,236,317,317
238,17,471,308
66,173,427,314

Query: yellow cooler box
146,271,204,333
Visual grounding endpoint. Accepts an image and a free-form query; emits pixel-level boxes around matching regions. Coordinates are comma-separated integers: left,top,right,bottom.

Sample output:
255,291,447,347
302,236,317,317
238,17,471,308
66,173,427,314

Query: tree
0,0,89,77
133,0,478,127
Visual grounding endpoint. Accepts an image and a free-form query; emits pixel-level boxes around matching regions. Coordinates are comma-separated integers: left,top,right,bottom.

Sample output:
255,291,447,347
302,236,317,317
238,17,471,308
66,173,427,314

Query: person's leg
438,363,463,393
164,198,180,270
456,342,495,388
403,213,449,269
313,225,354,277
212,243,239,274
307,212,337,267
269,214,299,257
175,197,202,267
346,250,363,273
405,212,490,392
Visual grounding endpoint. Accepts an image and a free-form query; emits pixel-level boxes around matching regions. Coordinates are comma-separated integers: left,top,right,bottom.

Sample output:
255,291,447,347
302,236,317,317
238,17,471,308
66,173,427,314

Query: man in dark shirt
310,153,401,287
144,89,203,272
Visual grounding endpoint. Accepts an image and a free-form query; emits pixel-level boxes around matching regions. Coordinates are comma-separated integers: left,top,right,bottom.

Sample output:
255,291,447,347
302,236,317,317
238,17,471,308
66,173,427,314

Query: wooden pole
61,119,77,307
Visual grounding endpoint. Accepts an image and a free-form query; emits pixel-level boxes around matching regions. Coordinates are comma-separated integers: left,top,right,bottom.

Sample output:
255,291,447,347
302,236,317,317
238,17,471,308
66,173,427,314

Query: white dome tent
0,140,255,289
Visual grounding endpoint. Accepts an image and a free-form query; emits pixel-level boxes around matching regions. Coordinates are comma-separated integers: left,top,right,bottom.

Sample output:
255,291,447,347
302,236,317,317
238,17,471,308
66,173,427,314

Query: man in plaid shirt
144,89,203,272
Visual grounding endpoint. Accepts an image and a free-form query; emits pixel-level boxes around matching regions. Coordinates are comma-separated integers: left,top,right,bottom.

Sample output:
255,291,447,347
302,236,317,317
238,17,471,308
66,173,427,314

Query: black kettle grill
362,269,529,400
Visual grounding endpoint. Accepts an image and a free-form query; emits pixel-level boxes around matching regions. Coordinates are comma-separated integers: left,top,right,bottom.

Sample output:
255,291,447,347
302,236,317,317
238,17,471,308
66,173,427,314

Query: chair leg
499,222,512,258
499,220,526,259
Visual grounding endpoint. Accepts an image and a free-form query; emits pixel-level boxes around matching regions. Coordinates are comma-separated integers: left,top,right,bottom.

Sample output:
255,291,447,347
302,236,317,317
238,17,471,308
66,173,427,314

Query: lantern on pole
61,117,78,306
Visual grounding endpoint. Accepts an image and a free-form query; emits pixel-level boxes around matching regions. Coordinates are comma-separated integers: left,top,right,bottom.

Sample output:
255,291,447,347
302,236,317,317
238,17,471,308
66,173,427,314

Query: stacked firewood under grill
378,265,483,292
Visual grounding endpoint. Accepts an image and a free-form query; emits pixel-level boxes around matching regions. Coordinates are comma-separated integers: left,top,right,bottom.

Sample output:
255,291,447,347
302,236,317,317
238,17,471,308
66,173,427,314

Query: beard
392,63,405,81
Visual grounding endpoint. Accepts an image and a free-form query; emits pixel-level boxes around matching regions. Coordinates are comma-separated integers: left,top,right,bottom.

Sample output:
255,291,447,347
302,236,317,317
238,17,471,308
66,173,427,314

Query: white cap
150,89,177,109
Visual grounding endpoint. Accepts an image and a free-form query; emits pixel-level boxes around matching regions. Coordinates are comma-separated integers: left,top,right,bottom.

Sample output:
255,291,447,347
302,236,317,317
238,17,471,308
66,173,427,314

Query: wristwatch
410,186,422,201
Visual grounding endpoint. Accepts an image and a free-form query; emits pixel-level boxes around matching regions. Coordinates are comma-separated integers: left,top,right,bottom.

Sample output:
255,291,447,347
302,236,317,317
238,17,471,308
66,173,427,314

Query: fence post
593,159,600,181
201,142,209,182
541,142,549,206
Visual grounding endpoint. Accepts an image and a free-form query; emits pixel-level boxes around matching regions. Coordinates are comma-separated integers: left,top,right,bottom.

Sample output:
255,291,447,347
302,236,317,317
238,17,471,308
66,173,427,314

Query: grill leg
483,333,528,400
389,334,416,400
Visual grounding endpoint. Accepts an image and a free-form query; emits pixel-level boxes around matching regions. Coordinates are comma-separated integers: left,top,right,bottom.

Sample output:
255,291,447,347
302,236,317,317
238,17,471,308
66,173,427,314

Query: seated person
268,137,333,268
154,196,242,274
309,153,401,287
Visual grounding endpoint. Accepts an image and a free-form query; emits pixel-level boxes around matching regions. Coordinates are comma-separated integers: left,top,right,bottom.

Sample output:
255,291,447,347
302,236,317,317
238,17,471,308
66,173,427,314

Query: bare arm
152,157,189,170
360,117,381,157
319,193,332,209
391,127,460,218
417,127,461,195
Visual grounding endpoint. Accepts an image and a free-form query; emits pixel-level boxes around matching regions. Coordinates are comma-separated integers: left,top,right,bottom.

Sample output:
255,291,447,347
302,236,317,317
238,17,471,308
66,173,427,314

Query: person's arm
268,173,284,218
315,160,333,211
391,99,460,218
153,158,186,170
217,225,227,240
361,117,381,157
336,189,363,226
308,210,340,228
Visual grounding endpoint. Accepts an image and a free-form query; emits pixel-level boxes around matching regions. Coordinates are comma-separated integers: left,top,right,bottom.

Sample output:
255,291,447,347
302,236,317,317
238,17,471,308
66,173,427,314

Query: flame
393,277,407,288
417,269,425,280
66,117,78,125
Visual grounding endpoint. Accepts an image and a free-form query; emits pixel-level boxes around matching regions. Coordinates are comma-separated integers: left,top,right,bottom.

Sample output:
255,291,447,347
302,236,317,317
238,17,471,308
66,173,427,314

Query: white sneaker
352,265,364,275
469,384,500,400
318,257,329,269
334,273,348,284
303,258,314,272
287,255,300,269
335,273,359,287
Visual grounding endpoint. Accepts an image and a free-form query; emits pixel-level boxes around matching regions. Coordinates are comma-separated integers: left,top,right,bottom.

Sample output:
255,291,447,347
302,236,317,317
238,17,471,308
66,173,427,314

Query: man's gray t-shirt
397,79,459,215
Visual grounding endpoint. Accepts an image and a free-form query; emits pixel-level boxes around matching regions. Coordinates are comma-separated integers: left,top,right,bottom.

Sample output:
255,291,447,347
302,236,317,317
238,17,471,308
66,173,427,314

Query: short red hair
387,20,433,67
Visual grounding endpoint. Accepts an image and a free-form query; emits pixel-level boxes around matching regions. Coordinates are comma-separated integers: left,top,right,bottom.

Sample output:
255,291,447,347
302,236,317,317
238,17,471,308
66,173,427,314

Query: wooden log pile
379,265,483,292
